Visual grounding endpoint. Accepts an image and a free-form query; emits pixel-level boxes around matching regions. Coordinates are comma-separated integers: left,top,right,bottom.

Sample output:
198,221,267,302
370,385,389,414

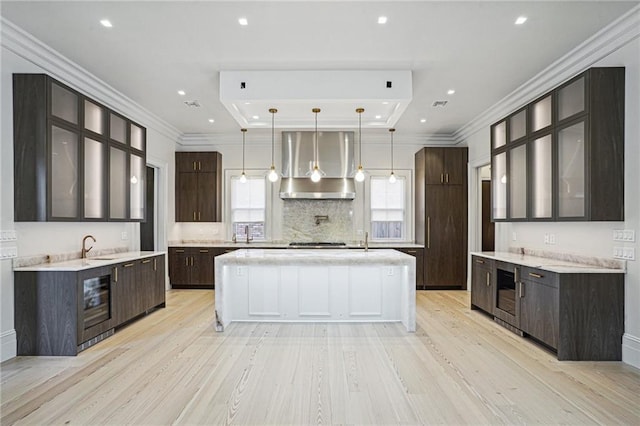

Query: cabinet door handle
446,173,449,183
185,257,189,267
154,258,157,271
198,211,201,221
124,263,134,268
193,161,197,171
113,267,118,283
440,173,444,183
529,272,543,278
200,249,209,253
514,266,519,283
193,211,196,221
175,249,185,253
191,257,194,266
407,250,417,254
142,259,151,264
198,161,202,170
427,216,431,249
486,271,490,286
475,259,485,264
519,281,525,298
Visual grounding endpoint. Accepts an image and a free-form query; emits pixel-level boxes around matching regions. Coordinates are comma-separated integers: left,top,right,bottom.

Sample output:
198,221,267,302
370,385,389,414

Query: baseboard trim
622,333,640,369
1,329,17,363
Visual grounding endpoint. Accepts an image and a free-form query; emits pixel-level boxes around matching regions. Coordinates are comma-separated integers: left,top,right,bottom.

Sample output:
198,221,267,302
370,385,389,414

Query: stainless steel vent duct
279,131,356,199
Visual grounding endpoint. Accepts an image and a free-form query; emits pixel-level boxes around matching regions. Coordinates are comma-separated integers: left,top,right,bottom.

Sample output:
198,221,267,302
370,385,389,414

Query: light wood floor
1,290,639,425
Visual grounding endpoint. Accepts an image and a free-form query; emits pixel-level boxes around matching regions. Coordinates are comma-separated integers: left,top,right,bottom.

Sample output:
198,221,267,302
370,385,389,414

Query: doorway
140,165,156,251
479,165,495,252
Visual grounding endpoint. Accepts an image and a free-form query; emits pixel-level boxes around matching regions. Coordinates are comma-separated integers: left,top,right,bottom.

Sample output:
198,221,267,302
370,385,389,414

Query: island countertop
169,241,424,249
470,251,625,274
13,251,166,272
215,248,415,266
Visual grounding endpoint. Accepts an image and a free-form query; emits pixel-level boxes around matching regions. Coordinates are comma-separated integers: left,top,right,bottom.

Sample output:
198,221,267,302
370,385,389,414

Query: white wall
465,36,640,368
0,43,178,361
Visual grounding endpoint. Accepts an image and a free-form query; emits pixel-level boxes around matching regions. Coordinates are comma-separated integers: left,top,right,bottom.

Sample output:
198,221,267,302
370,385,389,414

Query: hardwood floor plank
1,289,639,425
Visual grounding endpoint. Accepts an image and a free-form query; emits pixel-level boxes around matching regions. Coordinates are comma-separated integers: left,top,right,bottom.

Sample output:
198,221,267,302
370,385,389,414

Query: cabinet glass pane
130,124,144,151
51,126,78,217
492,152,507,219
130,154,145,220
558,77,584,121
84,138,105,219
492,121,506,149
531,134,552,218
558,122,585,217
110,113,127,144
51,83,78,124
509,110,527,142
84,100,104,135
109,147,127,219
509,144,527,219
532,96,552,132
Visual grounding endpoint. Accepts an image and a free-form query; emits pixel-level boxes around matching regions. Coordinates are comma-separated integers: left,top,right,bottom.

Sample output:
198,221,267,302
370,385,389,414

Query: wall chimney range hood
279,131,356,199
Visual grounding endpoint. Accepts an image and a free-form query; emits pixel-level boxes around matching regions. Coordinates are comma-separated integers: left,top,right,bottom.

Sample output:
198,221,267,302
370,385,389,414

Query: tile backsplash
283,200,354,242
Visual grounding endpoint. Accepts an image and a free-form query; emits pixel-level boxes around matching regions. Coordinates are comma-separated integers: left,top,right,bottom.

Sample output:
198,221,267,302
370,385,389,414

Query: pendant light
268,108,279,182
239,128,247,183
310,108,323,182
355,108,365,182
388,128,396,183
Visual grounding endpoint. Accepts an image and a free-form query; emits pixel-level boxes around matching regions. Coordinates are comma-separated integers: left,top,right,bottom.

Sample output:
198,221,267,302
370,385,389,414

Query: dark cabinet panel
175,152,222,222
423,148,467,185
470,256,494,314
168,247,214,289
113,261,139,324
520,276,559,349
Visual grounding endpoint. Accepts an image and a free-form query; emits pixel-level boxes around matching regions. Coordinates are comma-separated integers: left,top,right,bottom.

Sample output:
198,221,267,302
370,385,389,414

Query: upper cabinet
175,152,223,222
423,148,466,185
491,67,625,222
13,74,146,222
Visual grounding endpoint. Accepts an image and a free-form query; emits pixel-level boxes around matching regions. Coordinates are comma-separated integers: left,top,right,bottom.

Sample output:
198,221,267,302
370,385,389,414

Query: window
230,176,266,240
370,176,405,240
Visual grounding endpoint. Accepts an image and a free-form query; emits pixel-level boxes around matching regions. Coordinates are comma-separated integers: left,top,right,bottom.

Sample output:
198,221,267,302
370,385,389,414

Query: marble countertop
471,251,625,274
14,251,166,272
170,241,424,249
215,248,415,266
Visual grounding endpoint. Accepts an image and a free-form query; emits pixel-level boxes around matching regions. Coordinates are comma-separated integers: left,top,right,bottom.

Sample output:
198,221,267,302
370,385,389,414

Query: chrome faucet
364,231,369,252
82,235,96,258
245,225,253,244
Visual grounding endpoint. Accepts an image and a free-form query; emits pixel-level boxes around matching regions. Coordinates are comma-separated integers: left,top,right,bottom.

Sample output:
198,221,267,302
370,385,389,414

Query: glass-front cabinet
13,74,146,222
490,67,624,222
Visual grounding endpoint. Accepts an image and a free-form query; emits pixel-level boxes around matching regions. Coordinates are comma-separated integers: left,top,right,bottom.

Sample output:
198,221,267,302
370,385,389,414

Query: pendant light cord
313,108,320,168
270,109,276,166
390,128,395,173
241,128,246,173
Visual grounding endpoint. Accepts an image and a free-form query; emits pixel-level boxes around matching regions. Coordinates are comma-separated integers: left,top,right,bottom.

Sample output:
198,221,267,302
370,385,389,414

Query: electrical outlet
512,232,517,241
544,234,549,244
387,267,394,276
236,266,244,276
549,234,556,244
121,231,128,240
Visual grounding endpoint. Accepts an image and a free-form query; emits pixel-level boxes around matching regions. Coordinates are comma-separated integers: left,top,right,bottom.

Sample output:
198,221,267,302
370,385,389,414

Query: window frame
225,170,272,241
364,170,413,243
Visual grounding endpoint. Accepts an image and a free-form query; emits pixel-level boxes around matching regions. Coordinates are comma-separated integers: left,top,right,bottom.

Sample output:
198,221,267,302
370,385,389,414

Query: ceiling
1,1,637,140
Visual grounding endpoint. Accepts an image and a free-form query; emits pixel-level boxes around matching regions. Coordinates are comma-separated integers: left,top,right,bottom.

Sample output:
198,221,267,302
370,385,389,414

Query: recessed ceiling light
244,102,251,105
100,19,112,28
420,118,427,123
447,89,456,95
177,90,186,96
208,119,215,123
252,115,259,119
375,115,382,119
239,17,248,26
382,101,389,105
515,16,527,25
378,16,387,24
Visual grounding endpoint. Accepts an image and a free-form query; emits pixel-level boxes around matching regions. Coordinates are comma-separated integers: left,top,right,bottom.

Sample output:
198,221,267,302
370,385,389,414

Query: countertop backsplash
282,199,354,242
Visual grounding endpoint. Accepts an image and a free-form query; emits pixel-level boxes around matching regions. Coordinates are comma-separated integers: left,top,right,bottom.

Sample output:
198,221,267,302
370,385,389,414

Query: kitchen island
214,249,416,332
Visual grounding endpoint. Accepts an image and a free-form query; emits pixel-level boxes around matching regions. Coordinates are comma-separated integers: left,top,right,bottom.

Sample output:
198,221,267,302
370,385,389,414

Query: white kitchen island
214,249,416,332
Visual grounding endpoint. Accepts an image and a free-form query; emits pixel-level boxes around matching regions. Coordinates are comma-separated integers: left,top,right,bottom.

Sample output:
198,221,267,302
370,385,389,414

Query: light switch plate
613,229,635,242
0,246,18,259
0,230,17,241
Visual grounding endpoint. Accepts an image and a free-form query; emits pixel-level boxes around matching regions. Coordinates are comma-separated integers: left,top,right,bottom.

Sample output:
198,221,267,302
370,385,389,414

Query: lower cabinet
14,254,166,356
168,247,215,289
470,256,494,314
470,255,624,360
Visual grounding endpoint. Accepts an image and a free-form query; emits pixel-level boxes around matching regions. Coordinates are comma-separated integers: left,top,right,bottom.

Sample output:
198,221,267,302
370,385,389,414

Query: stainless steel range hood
279,131,356,199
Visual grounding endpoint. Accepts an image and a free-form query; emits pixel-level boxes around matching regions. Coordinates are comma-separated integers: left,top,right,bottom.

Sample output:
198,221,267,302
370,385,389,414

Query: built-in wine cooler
83,274,111,329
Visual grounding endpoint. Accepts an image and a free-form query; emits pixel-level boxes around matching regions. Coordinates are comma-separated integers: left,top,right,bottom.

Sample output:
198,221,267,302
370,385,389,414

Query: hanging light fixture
268,108,279,182
310,107,323,182
355,108,365,182
239,128,247,183
388,128,396,183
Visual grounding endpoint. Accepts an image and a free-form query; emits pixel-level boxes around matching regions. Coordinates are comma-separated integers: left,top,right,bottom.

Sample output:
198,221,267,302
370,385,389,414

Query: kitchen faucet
82,235,96,258
245,225,253,244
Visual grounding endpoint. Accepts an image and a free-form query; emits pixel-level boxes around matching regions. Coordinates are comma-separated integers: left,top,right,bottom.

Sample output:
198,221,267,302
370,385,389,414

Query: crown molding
453,4,640,143
1,17,182,142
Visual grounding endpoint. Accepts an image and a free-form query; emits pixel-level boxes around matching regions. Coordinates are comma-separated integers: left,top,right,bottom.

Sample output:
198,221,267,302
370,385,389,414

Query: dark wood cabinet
491,67,624,222
470,256,494,314
175,151,222,222
168,247,215,289
14,254,165,356
470,255,624,360
13,73,146,222
415,147,468,289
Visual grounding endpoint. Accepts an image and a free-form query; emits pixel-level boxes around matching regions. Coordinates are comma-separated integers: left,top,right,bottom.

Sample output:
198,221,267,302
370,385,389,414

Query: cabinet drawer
472,256,494,270
520,266,557,288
